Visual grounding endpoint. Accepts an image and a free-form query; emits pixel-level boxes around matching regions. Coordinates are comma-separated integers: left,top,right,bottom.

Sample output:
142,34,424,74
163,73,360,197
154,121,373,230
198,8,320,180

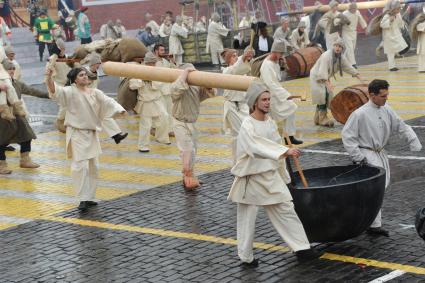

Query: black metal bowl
290,165,386,243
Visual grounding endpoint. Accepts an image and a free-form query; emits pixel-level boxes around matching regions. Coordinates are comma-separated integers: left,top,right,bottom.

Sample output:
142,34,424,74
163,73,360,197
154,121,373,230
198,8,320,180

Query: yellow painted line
0,222,17,230
0,197,74,218
6,162,181,186
40,216,425,275
0,179,138,200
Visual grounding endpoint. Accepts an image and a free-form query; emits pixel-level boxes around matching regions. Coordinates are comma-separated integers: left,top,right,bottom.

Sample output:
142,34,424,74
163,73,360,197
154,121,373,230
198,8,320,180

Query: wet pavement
1,47,425,281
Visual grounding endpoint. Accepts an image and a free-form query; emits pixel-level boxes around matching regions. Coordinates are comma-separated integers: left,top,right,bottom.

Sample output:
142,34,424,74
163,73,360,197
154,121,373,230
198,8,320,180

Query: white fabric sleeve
342,111,365,162
388,106,422,151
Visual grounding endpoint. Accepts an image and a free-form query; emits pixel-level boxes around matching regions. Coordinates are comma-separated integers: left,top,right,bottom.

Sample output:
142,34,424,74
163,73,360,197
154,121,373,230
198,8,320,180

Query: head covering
4,46,14,56
116,19,122,25
271,40,287,53
2,60,15,71
80,6,88,12
298,21,306,28
221,48,237,64
328,0,339,8
348,2,358,11
143,52,158,64
55,38,66,51
332,35,345,49
89,53,102,66
280,16,290,23
175,15,183,24
246,81,269,110
211,12,220,22
386,0,400,13
107,20,114,27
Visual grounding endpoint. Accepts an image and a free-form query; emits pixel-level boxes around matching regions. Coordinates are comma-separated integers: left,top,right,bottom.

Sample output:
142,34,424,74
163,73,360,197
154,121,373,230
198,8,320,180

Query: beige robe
309,50,358,105
342,10,367,66
273,27,292,48
155,58,175,132
260,58,297,122
146,20,160,37
380,13,407,55
159,23,172,37
130,79,167,117
50,85,125,161
100,24,120,40
417,22,425,71
228,116,292,205
169,23,188,55
206,21,229,64
318,10,339,49
290,28,310,50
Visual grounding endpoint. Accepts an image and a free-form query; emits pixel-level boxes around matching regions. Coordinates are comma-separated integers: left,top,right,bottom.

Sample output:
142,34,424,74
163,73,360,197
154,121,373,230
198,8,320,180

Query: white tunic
51,85,125,161
309,50,358,105
260,58,297,122
146,20,160,37
228,116,292,205
342,10,367,65
342,100,422,187
130,78,167,117
169,23,188,56
290,29,310,49
159,23,172,37
416,21,425,55
380,13,407,55
206,21,229,54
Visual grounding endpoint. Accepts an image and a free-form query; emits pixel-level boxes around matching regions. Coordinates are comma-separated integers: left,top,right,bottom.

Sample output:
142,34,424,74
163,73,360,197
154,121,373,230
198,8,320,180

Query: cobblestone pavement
0,54,424,282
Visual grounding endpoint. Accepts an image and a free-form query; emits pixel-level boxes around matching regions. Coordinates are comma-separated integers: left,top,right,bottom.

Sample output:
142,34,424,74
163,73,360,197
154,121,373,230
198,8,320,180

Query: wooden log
103,61,255,91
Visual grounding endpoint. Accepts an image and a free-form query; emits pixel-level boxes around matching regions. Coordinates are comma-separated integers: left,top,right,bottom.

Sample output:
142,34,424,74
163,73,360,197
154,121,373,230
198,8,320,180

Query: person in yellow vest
34,8,55,62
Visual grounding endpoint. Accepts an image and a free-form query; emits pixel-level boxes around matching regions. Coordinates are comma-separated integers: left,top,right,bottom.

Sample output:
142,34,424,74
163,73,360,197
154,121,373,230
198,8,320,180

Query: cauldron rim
292,165,386,190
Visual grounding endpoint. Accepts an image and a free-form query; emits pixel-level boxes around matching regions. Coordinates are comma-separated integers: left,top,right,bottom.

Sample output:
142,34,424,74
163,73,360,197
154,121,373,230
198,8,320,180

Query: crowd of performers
0,0,424,266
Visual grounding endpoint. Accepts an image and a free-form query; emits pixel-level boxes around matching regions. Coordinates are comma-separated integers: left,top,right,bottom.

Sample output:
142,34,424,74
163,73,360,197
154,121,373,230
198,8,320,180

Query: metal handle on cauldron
283,133,309,188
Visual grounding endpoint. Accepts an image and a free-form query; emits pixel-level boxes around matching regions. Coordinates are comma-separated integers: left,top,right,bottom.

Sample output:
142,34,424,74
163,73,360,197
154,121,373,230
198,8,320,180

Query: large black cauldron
290,165,386,243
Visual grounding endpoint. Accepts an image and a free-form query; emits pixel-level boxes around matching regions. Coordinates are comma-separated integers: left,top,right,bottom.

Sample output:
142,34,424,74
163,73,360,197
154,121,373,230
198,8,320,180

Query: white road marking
302,149,425,161
399,224,415,230
367,270,406,283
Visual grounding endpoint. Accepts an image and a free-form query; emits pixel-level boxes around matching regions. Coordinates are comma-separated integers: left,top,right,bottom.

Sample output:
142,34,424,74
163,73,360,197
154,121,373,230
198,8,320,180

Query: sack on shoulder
117,78,138,111
415,207,425,241
250,53,269,77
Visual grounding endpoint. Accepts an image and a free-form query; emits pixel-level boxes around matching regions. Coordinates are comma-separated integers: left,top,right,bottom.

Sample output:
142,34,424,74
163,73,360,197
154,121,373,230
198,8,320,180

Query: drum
285,46,323,78
330,84,369,124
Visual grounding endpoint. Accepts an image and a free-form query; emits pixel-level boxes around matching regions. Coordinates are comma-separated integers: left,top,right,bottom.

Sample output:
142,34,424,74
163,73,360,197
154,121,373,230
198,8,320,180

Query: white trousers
138,114,169,149
237,202,311,263
387,52,396,69
224,101,249,165
71,158,98,202
173,118,197,171
210,48,224,65
283,113,296,136
344,37,357,66
174,54,183,65
0,78,19,105
102,117,121,138
418,54,425,72
161,95,173,134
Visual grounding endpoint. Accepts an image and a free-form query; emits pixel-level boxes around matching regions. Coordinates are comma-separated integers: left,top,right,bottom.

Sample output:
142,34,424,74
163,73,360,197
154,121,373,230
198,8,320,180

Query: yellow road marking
0,222,17,230
41,216,425,275
0,197,74,218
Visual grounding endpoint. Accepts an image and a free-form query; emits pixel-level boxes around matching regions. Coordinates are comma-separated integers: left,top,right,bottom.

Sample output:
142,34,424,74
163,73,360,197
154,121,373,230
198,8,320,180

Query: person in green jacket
34,8,54,61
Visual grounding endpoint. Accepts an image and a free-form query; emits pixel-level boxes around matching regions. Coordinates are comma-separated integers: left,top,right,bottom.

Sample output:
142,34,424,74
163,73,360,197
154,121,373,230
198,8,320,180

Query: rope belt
359,145,383,153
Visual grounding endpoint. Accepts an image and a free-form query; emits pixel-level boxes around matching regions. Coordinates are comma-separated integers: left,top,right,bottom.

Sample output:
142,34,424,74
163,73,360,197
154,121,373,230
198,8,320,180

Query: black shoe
5,145,15,151
285,136,303,145
295,248,323,263
86,201,98,207
78,201,89,212
389,68,399,72
366,227,390,237
240,258,259,268
352,64,358,69
112,133,128,144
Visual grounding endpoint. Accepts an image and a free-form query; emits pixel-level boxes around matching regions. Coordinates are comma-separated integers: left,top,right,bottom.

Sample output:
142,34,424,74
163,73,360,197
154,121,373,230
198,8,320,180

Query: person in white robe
145,12,160,37
273,17,293,49
84,53,128,144
194,16,207,33
300,14,311,35
342,79,422,237
317,0,339,49
380,0,407,71
221,48,253,164
115,19,126,38
169,16,188,66
170,64,215,190
260,40,302,145
342,3,368,68
130,52,170,152
290,21,310,50
46,67,126,212
100,20,120,40
413,6,425,72
158,17,172,38
154,43,176,137
206,13,230,66
310,36,362,127
228,81,322,266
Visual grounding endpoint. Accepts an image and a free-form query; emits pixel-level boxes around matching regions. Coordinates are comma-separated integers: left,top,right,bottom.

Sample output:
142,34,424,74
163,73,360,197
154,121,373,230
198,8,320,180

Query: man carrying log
310,36,362,127
380,0,407,71
46,67,126,212
260,40,303,145
317,0,340,50
228,81,322,267
221,48,254,164
170,64,215,190
342,79,422,237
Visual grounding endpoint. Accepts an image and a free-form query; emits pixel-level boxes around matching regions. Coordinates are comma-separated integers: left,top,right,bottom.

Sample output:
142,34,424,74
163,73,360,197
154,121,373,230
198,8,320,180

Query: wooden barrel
285,46,323,78
330,84,369,124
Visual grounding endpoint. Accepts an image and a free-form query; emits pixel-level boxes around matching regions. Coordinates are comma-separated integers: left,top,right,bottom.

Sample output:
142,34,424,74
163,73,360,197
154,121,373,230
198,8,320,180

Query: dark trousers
62,24,75,41
81,37,92,44
0,140,31,160
38,41,52,60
